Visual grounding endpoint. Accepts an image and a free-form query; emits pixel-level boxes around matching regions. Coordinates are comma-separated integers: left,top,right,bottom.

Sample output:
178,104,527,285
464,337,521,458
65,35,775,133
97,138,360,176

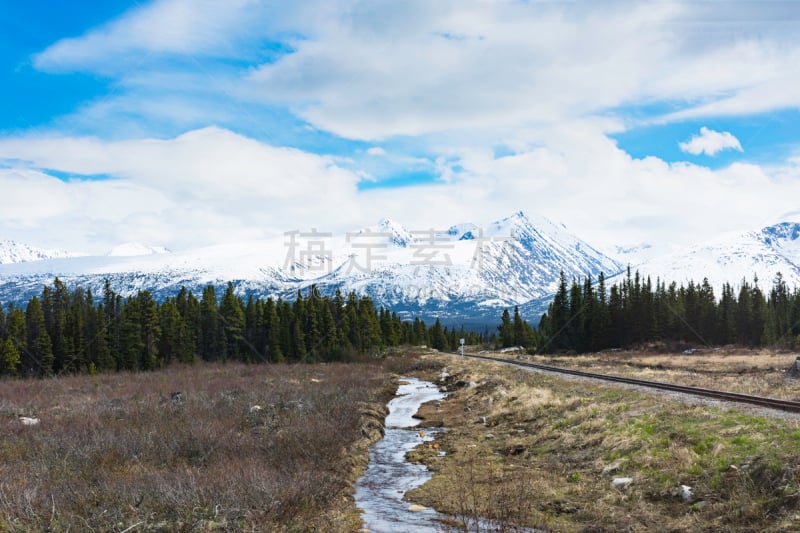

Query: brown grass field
0,360,404,532
524,347,800,399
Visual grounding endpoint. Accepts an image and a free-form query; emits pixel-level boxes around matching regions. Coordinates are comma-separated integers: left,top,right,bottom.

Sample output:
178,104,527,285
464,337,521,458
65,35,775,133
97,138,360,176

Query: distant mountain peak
619,219,800,295
0,240,77,265
758,222,800,247
376,218,414,247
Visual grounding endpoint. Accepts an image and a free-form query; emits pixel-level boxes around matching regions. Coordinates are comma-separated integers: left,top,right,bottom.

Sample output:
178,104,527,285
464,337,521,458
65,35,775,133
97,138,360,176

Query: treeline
535,269,800,353
0,279,481,377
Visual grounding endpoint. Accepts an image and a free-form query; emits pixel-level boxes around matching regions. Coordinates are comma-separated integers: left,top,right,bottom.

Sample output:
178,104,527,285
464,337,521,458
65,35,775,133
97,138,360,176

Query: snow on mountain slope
108,243,171,257
0,212,623,323
616,222,800,294
0,240,78,264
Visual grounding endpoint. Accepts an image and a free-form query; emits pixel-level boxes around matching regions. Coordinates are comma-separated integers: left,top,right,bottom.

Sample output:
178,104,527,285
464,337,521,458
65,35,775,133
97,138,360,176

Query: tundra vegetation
407,353,800,532
0,360,411,532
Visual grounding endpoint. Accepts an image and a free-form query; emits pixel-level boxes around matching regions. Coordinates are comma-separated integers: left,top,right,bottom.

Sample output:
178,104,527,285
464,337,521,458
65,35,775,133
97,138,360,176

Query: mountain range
0,212,620,324
2,212,800,325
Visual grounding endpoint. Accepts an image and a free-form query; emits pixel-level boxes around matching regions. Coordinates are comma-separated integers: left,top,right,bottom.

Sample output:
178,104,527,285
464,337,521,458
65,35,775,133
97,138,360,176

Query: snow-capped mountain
0,212,622,323
617,221,800,294
0,240,78,265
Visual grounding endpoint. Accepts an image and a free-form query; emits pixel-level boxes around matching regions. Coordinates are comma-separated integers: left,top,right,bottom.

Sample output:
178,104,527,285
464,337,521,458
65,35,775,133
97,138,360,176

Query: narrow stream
355,377,447,532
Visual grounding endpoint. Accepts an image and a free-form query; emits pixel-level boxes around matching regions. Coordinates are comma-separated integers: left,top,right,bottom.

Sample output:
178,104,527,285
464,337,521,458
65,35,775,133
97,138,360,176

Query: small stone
611,477,633,489
18,416,40,426
672,484,693,502
485,433,495,439
407,504,428,512
477,416,487,424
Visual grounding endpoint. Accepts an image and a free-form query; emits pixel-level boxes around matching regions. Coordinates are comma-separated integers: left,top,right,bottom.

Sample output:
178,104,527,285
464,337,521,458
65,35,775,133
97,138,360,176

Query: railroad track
454,352,800,413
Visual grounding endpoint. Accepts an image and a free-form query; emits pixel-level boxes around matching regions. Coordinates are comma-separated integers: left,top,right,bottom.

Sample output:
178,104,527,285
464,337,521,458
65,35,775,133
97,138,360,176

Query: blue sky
0,0,799,255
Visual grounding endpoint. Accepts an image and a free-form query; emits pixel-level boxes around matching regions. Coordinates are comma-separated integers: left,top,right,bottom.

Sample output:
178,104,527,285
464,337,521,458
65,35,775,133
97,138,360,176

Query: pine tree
498,309,513,348
0,302,6,340
199,286,224,361
25,297,54,376
0,337,20,376
430,319,447,351
90,304,115,371
592,272,610,350
219,282,245,360
513,306,527,347
6,304,26,373
265,298,283,362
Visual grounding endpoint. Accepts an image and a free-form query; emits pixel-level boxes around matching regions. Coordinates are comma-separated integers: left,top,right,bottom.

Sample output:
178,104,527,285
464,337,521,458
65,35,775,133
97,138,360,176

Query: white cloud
235,1,800,141
35,1,800,141
7,0,800,258
0,122,798,258
34,0,265,73
679,127,743,156
0,128,365,252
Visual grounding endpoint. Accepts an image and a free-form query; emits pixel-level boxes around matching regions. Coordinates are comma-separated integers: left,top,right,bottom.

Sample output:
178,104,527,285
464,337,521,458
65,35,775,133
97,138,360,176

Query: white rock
673,484,693,502
407,504,428,512
249,405,263,412
611,477,633,489
18,416,40,426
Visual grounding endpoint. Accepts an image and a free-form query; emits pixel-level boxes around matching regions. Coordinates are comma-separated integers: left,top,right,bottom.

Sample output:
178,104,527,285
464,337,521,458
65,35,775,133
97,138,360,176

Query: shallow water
355,377,447,533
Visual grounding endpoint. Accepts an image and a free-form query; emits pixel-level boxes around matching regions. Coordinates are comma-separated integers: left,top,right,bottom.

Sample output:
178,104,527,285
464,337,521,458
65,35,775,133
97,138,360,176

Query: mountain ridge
0,240,79,265
0,212,622,323
6,216,800,325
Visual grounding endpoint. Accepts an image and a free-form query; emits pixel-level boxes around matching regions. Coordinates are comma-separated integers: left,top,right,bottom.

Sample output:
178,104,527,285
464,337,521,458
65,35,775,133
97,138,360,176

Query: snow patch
107,243,171,257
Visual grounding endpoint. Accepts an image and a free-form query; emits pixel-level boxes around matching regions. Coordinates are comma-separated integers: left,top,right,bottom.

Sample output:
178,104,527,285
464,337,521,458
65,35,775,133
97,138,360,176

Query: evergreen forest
0,279,481,377
532,269,800,353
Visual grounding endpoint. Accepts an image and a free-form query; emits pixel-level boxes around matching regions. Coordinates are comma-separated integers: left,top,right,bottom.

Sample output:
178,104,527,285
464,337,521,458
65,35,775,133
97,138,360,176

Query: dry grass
0,361,399,532
407,354,800,532
498,348,800,400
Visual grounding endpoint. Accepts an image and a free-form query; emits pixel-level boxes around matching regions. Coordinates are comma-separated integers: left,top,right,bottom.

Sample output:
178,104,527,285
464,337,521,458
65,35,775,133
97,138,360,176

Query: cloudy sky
1,0,800,255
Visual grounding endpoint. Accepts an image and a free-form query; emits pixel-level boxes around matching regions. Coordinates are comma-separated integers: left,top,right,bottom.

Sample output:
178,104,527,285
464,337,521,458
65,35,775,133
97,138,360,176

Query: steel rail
454,352,800,413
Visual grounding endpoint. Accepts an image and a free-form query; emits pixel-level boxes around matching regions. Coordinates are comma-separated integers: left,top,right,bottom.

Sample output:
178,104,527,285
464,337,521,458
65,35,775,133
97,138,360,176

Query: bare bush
0,361,395,531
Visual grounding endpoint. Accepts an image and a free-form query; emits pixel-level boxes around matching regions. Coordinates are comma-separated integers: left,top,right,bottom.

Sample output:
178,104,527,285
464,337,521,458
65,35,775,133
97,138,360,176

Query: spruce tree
25,297,54,376
0,337,20,376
